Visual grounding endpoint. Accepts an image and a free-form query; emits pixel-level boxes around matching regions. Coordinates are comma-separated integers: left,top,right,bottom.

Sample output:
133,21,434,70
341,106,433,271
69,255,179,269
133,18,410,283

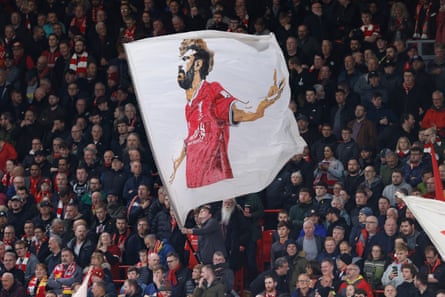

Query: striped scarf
27,276,47,297
69,52,88,75
16,251,31,272
53,263,77,279
32,235,48,256
57,199,64,219
1,173,13,187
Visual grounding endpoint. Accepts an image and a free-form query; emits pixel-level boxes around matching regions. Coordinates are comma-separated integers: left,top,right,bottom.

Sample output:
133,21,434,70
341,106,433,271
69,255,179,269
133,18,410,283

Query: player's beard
178,66,194,90
220,205,234,226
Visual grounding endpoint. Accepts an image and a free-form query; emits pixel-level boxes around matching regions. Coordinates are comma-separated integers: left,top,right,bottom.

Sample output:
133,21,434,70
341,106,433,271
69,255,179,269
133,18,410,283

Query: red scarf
69,52,88,75
30,176,41,197
53,262,77,279
91,3,103,23
24,14,31,31
27,276,48,297
70,16,87,33
403,82,413,95
16,251,31,272
113,229,131,247
3,237,14,249
57,199,64,218
123,25,136,42
426,258,442,274
171,216,177,232
148,240,163,255
44,49,60,68
167,264,181,286
36,191,51,204
32,235,48,255
1,173,13,187
396,150,409,158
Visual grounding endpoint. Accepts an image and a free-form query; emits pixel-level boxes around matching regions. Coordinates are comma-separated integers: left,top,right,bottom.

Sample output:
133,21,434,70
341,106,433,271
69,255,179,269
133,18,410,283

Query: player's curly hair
179,39,214,75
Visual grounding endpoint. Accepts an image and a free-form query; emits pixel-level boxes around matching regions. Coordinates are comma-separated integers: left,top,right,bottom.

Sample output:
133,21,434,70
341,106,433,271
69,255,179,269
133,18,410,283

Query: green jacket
192,280,225,297
289,199,318,234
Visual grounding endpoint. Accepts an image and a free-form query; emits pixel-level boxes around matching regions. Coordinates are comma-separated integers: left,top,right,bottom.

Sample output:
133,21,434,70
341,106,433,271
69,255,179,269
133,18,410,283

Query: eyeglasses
365,221,377,224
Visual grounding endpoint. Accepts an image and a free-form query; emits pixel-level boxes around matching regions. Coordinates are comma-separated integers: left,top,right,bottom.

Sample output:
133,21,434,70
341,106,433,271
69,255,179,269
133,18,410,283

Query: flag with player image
125,31,305,225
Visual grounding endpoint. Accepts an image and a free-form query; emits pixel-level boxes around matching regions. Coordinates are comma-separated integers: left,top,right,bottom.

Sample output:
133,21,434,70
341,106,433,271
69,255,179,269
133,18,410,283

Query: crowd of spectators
1,0,445,297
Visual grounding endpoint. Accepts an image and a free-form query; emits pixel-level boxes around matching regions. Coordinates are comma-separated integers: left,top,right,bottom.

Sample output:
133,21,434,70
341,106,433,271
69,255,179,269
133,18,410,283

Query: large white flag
125,31,305,225
402,196,445,260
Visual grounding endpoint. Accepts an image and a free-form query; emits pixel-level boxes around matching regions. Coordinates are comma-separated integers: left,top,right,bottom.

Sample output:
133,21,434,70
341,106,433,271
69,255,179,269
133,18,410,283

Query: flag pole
430,144,445,201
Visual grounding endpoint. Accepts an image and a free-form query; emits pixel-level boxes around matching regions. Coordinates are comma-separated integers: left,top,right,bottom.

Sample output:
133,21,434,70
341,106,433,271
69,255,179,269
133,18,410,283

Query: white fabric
125,31,305,225
402,195,445,260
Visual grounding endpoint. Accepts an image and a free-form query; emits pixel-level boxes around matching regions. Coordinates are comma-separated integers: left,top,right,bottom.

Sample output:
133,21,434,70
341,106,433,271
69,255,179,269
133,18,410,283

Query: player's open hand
266,69,285,102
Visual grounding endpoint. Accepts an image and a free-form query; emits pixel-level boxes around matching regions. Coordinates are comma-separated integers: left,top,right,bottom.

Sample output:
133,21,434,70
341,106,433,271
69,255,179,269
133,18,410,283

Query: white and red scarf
16,251,31,272
69,52,88,75
57,199,64,219
53,262,77,279
27,276,47,297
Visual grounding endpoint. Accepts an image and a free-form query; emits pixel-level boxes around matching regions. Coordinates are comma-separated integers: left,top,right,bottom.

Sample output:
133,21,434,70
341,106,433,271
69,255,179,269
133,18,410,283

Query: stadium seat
257,229,275,272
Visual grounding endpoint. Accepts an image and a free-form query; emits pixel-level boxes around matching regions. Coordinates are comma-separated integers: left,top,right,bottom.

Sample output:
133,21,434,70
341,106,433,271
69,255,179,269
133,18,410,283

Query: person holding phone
381,242,412,288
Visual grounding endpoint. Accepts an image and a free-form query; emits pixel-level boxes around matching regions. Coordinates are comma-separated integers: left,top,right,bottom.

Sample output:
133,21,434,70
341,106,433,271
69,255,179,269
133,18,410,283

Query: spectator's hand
142,200,150,209
198,277,205,288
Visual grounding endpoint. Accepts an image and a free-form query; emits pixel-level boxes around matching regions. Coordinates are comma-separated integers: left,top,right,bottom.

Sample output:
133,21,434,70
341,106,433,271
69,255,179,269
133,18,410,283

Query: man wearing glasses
337,264,374,297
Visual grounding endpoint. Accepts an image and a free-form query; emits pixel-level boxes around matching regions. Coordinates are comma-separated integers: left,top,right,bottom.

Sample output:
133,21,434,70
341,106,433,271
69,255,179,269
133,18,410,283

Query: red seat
374,289,385,297
256,229,275,272
234,267,245,293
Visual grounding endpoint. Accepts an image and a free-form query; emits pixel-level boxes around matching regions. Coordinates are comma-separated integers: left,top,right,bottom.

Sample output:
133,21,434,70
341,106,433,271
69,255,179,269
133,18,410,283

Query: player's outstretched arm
232,69,285,122
169,146,186,184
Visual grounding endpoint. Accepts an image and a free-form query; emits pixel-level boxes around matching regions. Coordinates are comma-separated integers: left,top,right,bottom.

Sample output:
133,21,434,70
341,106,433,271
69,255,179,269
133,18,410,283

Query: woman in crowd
313,145,344,193
395,136,411,164
363,244,386,290
27,263,48,297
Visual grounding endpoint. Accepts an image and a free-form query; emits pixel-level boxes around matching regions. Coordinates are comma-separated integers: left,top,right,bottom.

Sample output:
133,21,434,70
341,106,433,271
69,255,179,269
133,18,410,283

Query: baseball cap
327,207,340,216
112,155,122,162
412,55,424,62
10,195,23,202
383,59,396,68
199,204,212,212
359,207,373,216
40,200,53,208
368,71,379,78
338,253,352,265
306,208,319,217
296,114,309,122
0,211,7,217
35,150,47,156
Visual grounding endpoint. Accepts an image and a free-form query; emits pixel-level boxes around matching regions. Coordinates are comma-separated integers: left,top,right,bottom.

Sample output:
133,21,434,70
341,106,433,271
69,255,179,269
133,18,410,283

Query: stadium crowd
1,0,445,297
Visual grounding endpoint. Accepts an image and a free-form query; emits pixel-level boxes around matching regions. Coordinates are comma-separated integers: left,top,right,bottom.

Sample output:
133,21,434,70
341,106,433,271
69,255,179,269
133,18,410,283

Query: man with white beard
218,198,250,271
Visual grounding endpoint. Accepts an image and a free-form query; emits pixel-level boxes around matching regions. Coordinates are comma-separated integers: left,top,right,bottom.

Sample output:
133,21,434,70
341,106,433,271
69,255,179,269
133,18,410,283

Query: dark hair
189,46,211,79
401,263,417,276
277,221,290,229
